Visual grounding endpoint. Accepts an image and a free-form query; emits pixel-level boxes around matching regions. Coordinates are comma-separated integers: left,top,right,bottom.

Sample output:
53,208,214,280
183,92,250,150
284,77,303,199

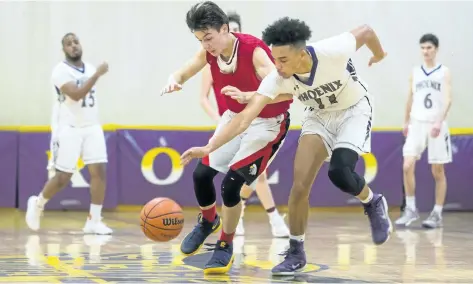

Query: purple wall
2,129,472,212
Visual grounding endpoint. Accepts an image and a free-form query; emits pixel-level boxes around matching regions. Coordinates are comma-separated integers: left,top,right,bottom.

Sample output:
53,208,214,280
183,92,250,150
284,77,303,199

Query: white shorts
202,110,289,184
48,124,108,173
402,119,452,164
301,95,373,160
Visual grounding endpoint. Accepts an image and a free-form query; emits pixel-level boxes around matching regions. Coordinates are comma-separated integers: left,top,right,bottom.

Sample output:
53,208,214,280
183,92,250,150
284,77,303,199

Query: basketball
140,197,184,242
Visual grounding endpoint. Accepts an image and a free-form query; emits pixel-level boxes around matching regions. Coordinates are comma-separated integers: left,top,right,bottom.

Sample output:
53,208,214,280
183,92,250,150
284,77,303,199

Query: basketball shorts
301,95,373,160
402,119,452,164
203,110,290,185
48,124,108,173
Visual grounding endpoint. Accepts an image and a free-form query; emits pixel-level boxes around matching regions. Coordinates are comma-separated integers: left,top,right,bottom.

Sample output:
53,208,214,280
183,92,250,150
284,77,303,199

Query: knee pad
192,162,219,207
221,170,246,207
328,148,365,196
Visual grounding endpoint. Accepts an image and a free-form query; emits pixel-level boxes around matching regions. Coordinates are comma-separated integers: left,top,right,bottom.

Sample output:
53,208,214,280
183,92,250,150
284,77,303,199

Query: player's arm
350,25,386,63
173,48,208,85
205,71,286,153
54,63,107,101
438,68,452,121
404,74,414,126
199,64,220,122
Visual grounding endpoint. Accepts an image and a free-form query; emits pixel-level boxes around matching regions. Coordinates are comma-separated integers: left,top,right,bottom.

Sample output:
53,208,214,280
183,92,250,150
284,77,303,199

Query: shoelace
186,214,206,242
278,245,297,259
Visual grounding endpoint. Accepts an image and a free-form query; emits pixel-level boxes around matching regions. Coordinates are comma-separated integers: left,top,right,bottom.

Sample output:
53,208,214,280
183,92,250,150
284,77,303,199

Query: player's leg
26,126,80,231
204,113,290,274
330,96,392,245
235,184,253,236
253,172,289,238
422,122,452,228
396,120,426,226
82,125,111,235
180,112,239,255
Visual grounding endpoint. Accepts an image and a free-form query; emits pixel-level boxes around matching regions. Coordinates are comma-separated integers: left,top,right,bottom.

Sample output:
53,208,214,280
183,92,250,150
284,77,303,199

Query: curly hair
262,17,312,47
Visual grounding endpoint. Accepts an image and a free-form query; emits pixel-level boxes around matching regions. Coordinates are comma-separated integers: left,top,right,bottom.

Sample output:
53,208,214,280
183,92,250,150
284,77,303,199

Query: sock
241,197,247,204
37,193,49,207
201,205,216,222
267,207,279,220
360,189,374,204
433,205,443,215
406,196,416,210
290,234,305,242
219,231,235,244
89,204,102,221
266,206,276,213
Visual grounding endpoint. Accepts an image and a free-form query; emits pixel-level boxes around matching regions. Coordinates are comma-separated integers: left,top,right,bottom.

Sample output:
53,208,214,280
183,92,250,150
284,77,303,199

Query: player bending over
181,17,393,275
26,33,112,235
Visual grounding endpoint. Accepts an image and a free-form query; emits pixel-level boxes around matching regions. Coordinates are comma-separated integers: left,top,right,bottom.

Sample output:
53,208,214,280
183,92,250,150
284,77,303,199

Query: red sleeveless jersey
207,33,292,118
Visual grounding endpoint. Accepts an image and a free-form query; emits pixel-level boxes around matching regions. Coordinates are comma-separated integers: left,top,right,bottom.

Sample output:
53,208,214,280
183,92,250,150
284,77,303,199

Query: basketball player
199,11,289,238
181,17,393,275
25,33,112,235
395,34,452,229
161,1,292,274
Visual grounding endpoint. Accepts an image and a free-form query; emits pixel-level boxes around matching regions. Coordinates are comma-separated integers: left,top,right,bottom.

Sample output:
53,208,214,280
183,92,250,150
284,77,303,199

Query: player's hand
431,121,442,138
180,146,211,166
402,123,409,137
368,52,387,67
221,85,250,103
160,75,182,96
96,62,109,76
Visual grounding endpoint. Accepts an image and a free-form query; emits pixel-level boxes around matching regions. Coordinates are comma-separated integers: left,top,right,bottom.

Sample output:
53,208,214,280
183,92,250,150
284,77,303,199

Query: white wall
0,1,472,127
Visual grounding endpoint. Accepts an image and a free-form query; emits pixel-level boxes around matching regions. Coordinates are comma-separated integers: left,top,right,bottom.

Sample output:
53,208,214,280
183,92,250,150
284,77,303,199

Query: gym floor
1,207,472,283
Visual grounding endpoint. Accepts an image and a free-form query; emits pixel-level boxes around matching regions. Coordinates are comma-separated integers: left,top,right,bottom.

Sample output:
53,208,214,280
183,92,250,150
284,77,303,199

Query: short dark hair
262,17,312,48
227,11,241,30
61,32,76,46
419,33,439,48
186,1,229,32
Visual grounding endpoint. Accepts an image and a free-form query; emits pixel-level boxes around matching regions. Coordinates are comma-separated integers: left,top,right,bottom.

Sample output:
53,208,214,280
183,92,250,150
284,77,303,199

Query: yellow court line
2,125,473,134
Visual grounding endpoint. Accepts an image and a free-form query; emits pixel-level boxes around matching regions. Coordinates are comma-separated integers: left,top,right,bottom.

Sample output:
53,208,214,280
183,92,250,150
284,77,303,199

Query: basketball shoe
180,213,222,255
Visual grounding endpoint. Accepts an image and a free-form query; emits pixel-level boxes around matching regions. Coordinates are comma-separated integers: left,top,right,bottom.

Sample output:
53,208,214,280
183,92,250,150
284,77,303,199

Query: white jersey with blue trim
257,32,368,111
50,61,100,130
410,64,447,122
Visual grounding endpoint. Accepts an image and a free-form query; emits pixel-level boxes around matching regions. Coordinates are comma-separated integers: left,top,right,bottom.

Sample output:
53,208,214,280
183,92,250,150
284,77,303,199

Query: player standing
25,33,112,235
181,17,393,275
161,1,292,274
199,11,289,238
395,34,452,229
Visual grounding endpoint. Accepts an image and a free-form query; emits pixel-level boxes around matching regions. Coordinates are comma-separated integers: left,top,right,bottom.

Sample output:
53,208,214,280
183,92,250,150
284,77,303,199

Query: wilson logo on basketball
162,218,184,226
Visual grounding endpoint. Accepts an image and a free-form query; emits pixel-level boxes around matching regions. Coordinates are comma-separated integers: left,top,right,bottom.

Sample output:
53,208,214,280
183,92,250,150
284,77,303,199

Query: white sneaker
270,213,290,238
422,211,443,229
83,218,113,235
395,208,419,227
25,196,44,231
235,218,245,236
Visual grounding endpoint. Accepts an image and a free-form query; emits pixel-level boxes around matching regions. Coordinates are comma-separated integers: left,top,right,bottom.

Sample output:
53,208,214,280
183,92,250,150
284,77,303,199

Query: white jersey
410,64,447,122
51,61,100,129
258,32,368,111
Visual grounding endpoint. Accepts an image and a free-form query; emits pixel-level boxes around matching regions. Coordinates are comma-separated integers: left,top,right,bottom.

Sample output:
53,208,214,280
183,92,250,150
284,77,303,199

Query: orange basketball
140,197,184,242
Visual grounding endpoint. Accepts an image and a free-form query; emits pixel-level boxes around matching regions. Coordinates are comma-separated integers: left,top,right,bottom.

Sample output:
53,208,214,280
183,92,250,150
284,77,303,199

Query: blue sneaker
271,239,306,276
363,193,393,245
180,213,222,255
203,240,235,275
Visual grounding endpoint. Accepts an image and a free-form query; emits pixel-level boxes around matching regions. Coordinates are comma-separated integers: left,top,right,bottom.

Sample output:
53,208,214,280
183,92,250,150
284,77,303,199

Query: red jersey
208,33,292,118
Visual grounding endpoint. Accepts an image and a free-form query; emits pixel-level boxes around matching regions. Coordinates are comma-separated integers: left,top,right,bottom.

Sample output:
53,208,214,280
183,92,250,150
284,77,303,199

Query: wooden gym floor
0,207,472,283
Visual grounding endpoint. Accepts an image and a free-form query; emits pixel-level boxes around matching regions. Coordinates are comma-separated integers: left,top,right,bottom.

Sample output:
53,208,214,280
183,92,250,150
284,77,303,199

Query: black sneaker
203,240,234,274
180,213,222,255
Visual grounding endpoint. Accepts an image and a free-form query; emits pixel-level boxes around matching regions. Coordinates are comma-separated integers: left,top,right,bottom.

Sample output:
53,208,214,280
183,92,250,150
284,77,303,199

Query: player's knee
431,164,445,180
328,148,365,196
256,171,267,183
221,170,246,207
89,163,106,182
52,170,73,188
192,162,219,207
402,158,416,174
290,180,312,201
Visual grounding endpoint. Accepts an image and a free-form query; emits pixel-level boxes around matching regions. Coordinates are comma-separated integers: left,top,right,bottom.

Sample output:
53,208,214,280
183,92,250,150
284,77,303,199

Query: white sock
433,205,443,215
360,189,374,204
290,234,305,242
37,193,48,207
406,196,416,210
268,208,279,220
89,204,103,221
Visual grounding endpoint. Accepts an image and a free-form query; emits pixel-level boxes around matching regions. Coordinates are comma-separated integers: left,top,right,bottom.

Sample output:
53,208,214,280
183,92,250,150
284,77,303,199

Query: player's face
229,21,240,33
62,35,82,61
420,42,437,61
271,45,305,78
194,26,229,57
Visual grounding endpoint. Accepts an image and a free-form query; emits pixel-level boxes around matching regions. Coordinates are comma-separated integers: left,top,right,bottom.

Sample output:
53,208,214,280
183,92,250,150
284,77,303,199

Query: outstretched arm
199,64,220,122
350,25,387,65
